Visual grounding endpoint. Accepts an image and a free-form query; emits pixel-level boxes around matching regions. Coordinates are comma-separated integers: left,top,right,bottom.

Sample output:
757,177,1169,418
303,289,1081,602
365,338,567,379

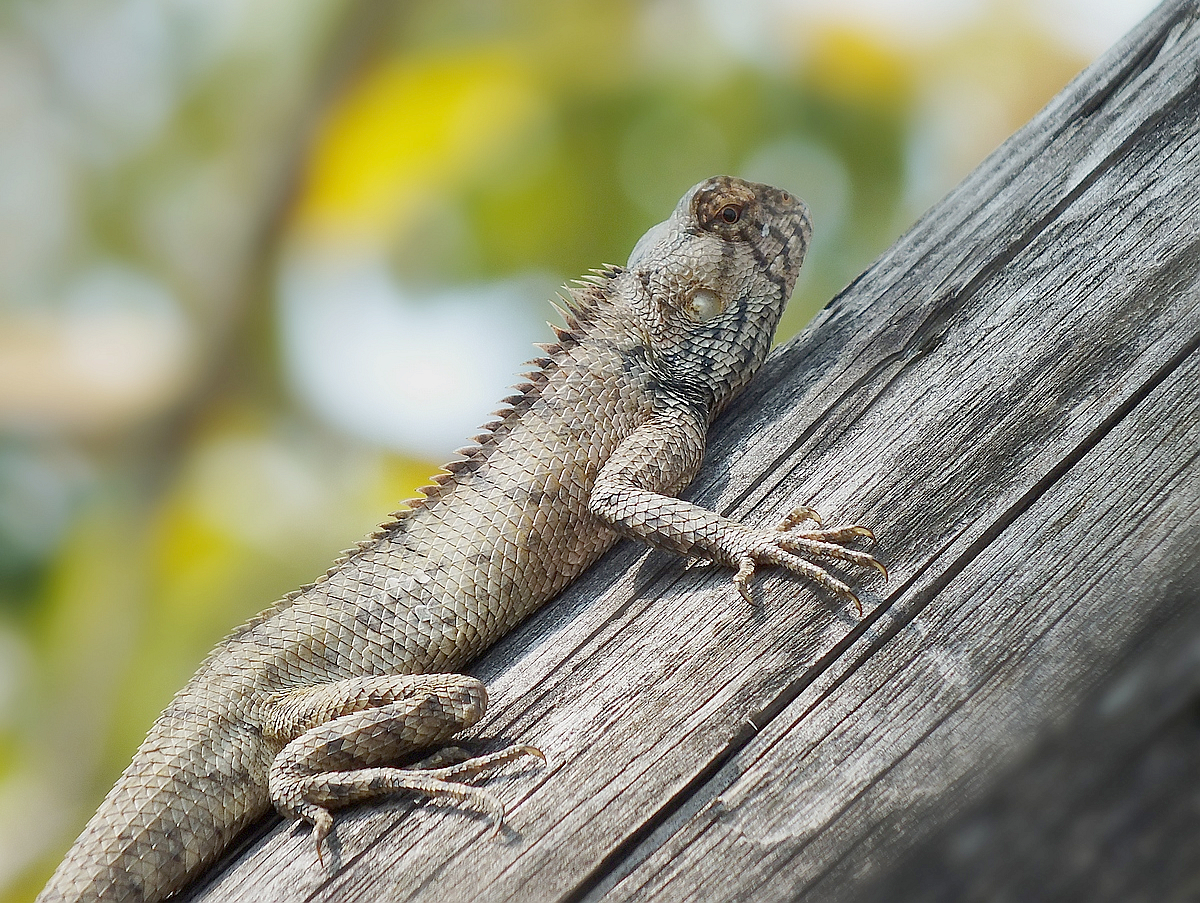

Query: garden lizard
38,176,883,902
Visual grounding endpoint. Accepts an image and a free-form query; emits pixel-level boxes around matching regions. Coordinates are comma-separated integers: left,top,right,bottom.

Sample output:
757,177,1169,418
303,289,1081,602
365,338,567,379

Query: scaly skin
38,177,883,902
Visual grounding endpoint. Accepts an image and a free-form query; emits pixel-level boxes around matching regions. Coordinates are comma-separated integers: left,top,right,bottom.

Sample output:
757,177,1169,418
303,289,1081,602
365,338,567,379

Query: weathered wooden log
186,0,1200,899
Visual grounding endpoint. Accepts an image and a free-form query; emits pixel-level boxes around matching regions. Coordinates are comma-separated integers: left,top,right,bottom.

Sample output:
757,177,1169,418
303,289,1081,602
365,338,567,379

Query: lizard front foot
730,506,886,615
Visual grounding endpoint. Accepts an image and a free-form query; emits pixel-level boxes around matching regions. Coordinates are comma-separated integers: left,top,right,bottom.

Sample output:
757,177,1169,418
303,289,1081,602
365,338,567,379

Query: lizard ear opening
687,287,726,322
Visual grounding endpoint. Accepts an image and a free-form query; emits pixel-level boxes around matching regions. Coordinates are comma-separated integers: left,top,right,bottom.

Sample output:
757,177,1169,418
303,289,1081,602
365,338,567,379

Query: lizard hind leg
263,673,542,857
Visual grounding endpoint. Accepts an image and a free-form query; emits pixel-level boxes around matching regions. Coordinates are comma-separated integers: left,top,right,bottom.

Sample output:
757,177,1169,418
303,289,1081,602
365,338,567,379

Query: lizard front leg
588,411,885,613
260,674,542,855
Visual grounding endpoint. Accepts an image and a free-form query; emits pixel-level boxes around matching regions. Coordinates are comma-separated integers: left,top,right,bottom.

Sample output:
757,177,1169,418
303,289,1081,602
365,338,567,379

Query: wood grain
185,1,1200,900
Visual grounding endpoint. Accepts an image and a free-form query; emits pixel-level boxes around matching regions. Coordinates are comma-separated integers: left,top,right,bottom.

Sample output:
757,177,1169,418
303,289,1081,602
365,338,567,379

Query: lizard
37,176,884,903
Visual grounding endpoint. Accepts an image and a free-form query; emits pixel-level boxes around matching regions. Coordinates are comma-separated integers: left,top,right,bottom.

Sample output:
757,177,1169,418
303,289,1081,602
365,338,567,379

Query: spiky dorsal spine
218,270,626,644
369,270,620,530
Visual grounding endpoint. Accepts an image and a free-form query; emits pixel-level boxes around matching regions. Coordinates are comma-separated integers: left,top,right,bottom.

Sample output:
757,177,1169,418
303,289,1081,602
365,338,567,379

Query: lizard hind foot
276,744,547,858
266,674,546,860
283,757,531,857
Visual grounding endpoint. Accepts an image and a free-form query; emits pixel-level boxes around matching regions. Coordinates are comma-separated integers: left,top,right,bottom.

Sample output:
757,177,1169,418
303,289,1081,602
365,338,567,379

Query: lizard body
38,177,882,902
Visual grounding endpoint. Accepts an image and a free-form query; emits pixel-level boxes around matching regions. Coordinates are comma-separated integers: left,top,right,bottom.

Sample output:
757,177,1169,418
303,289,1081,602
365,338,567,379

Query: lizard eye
719,204,742,224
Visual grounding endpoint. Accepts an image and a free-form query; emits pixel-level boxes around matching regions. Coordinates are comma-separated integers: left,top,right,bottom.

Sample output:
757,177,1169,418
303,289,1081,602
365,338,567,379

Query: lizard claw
845,591,863,618
734,555,756,604
310,807,334,867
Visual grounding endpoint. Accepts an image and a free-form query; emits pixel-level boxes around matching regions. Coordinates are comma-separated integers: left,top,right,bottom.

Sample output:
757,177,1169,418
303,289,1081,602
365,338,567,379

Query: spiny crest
372,270,622,528
371,271,619,529
217,269,625,643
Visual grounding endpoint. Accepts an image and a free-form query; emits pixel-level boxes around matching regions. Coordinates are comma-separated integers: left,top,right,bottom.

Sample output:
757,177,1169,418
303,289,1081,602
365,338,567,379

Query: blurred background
0,0,1158,897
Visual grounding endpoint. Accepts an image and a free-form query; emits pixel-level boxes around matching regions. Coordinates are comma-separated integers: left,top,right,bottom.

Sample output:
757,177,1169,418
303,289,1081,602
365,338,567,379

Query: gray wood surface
186,0,1200,900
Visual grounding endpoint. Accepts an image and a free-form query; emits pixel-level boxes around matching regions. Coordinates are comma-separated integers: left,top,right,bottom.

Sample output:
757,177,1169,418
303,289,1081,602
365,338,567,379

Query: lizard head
621,175,812,419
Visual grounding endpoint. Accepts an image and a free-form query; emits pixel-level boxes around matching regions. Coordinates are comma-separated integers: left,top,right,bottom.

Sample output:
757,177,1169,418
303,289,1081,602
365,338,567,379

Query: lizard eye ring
719,204,742,224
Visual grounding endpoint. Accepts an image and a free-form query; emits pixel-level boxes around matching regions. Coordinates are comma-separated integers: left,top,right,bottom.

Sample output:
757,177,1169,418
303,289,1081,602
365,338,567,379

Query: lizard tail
37,716,271,903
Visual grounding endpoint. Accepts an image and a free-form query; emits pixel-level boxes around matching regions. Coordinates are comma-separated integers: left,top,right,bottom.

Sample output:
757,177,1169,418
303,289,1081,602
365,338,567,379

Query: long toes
773,536,869,561
775,506,822,532
772,538,887,579
414,779,508,836
792,525,876,544
818,524,876,543
411,746,473,770
407,774,508,832
825,547,888,579
831,550,887,579
764,547,847,590
459,786,506,837
430,744,546,781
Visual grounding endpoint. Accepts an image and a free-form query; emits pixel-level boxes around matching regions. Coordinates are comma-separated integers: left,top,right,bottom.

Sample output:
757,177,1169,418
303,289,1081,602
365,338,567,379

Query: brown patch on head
693,177,759,237
690,176,806,251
